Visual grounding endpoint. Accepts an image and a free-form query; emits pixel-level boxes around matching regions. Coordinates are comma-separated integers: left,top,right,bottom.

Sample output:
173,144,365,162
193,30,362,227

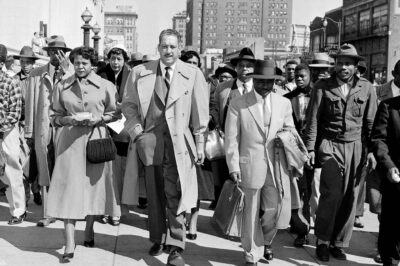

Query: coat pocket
352,96,367,117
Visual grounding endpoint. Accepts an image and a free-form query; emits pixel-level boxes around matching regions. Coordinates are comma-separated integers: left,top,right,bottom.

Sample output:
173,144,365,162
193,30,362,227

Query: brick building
185,0,293,53
104,5,138,55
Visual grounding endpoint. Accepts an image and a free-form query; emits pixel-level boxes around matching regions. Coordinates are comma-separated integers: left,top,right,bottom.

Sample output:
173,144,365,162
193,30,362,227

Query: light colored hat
309,53,332,68
43,35,71,52
142,54,159,62
130,52,143,62
107,43,128,58
331,43,363,60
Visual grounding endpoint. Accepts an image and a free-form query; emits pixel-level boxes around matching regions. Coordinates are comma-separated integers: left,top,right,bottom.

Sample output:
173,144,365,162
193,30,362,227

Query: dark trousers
315,138,364,247
378,177,400,266
145,133,186,249
290,167,313,235
355,163,367,217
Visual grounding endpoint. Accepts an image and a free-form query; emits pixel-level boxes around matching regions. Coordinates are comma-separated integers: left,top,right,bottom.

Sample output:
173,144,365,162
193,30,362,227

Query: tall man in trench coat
122,29,208,266
24,35,73,227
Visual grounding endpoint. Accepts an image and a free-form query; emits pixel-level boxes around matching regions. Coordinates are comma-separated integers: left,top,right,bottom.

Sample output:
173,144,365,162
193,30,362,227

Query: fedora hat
13,46,38,60
331,43,363,60
130,52,143,63
230,47,256,66
247,59,282,80
142,54,159,62
43,35,71,52
215,63,237,78
309,53,332,68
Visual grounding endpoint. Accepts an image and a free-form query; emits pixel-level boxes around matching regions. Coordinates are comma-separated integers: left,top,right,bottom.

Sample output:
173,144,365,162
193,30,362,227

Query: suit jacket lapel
166,60,189,108
247,90,264,134
266,93,279,141
154,64,166,105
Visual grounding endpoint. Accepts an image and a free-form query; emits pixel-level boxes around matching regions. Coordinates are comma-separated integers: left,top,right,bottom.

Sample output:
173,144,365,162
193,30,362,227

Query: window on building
106,18,113,25
226,2,234,8
359,9,371,36
344,14,357,37
116,18,123,25
373,4,388,34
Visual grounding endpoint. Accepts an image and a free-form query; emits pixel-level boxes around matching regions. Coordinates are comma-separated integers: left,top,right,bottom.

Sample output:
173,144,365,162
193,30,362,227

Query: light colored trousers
310,168,321,224
241,174,279,263
0,126,26,217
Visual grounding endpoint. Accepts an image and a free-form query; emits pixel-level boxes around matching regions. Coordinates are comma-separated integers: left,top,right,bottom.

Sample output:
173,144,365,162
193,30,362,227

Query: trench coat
24,63,74,186
122,59,209,214
45,72,121,219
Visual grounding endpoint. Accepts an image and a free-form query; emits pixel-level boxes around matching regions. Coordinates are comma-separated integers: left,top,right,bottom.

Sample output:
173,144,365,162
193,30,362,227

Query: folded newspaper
107,114,126,134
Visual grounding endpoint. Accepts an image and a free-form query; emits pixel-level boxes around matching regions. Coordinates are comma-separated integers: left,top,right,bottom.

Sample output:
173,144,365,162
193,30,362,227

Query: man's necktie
53,66,60,84
243,82,250,94
165,66,171,90
263,96,271,127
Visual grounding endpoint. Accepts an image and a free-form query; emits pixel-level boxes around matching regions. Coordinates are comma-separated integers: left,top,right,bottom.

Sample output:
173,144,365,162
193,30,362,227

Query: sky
106,0,343,54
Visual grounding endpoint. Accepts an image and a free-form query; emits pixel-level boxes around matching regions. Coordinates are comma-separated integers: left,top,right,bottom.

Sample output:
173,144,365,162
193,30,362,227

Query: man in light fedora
309,52,333,87
128,52,143,68
13,46,42,206
225,59,295,265
25,35,73,227
304,43,377,261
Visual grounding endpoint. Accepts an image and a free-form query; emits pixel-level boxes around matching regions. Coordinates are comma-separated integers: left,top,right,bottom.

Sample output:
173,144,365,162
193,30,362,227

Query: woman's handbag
205,127,225,160
86,124,117,164
212,180,244,238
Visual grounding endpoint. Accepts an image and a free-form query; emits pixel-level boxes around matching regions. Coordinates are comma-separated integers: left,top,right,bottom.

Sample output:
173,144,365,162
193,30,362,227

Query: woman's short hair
107,48,129,61
180,50,201,68
70,46,98,66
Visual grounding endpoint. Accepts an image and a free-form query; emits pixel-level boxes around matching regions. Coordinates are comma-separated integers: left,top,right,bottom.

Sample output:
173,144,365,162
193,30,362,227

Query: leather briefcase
212,180,244,237
205,128,225,161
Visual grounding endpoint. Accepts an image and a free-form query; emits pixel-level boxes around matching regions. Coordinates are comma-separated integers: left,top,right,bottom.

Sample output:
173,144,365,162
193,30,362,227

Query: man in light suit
122,29,208,266
225,59,295,265
376,59,400,103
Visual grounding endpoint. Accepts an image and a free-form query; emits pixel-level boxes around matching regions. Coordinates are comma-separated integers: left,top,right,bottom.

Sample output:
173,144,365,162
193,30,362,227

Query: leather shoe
37,217,56,227
329,246,347,260
8,212,26,225
186,233,197,240
167,247,185,266
148,243,164,256
316,243,330,261
83,240,95,248
33,192,42,205
294,235,309,247
264,245,273,260
374,253,382,263
353,216,364,228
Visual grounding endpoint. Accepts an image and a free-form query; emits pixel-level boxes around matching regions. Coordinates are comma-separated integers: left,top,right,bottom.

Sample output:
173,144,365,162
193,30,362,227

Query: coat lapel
166,60,190,108
247,90,264,134
266,93,279,141
137,61,158,118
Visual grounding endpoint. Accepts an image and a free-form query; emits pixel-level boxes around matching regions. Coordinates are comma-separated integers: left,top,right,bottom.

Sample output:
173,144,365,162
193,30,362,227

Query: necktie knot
243,82,250,94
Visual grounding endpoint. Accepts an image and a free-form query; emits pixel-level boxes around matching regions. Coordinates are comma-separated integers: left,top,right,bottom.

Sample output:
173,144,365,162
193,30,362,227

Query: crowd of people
1,28,400,266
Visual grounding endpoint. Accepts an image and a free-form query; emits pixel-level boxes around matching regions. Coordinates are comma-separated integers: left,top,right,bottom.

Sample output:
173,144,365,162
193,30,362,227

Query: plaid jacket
0,70,22,134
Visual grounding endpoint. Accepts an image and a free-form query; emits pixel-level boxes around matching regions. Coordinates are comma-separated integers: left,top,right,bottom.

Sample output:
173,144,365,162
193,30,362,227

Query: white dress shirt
391,81,400,98
160,61,176,81
236,79,253,95
336,78,350,99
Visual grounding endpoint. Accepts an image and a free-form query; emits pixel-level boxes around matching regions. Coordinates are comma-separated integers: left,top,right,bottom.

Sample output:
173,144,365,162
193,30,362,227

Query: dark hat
0,44,7,62
43,35,72,52
130,52,143,63
215,63,237,78
247,59,282,80
13,46,38,60
309,53,332,68
331,43,363,60
230,47,256,66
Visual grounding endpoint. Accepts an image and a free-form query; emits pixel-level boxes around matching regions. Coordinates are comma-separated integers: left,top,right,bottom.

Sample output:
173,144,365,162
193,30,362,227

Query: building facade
104,5,138,56
0,0,105,54
172,11,187,48
186,0,293,53
289,24,310,54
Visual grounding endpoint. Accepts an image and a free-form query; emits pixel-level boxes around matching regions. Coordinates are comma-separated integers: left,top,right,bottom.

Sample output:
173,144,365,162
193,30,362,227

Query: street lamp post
323,17,342,49
81,7,93,47
91,22,101,53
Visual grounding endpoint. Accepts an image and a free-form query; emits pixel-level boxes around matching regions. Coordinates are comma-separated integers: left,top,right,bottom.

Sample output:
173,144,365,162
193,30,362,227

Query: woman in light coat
45,46,121,262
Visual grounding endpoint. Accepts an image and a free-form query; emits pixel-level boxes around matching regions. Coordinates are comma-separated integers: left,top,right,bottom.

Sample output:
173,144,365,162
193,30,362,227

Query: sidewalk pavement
0,194,381,266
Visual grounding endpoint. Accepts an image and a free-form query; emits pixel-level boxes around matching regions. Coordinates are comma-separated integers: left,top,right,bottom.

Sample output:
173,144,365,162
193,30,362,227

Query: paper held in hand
107,114,126,134
73,112,93,121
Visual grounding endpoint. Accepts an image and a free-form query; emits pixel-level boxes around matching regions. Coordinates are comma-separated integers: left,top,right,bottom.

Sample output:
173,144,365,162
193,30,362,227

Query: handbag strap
88,123,110,140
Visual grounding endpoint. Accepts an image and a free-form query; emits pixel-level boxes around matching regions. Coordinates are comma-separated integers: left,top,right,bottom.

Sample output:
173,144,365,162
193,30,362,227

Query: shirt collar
160,61,176,75
236,78,253,89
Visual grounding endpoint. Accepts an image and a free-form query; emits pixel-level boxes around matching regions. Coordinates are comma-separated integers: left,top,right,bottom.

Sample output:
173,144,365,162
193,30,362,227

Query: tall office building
104,5,138,55
172,11,187,48
186,0,293,53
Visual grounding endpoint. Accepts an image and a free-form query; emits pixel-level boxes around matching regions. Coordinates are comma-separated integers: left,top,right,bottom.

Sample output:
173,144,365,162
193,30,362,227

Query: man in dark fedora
304,43,377,261
225,59,295,265
25,35,73,227
210,48,256,205
13,46,42,206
